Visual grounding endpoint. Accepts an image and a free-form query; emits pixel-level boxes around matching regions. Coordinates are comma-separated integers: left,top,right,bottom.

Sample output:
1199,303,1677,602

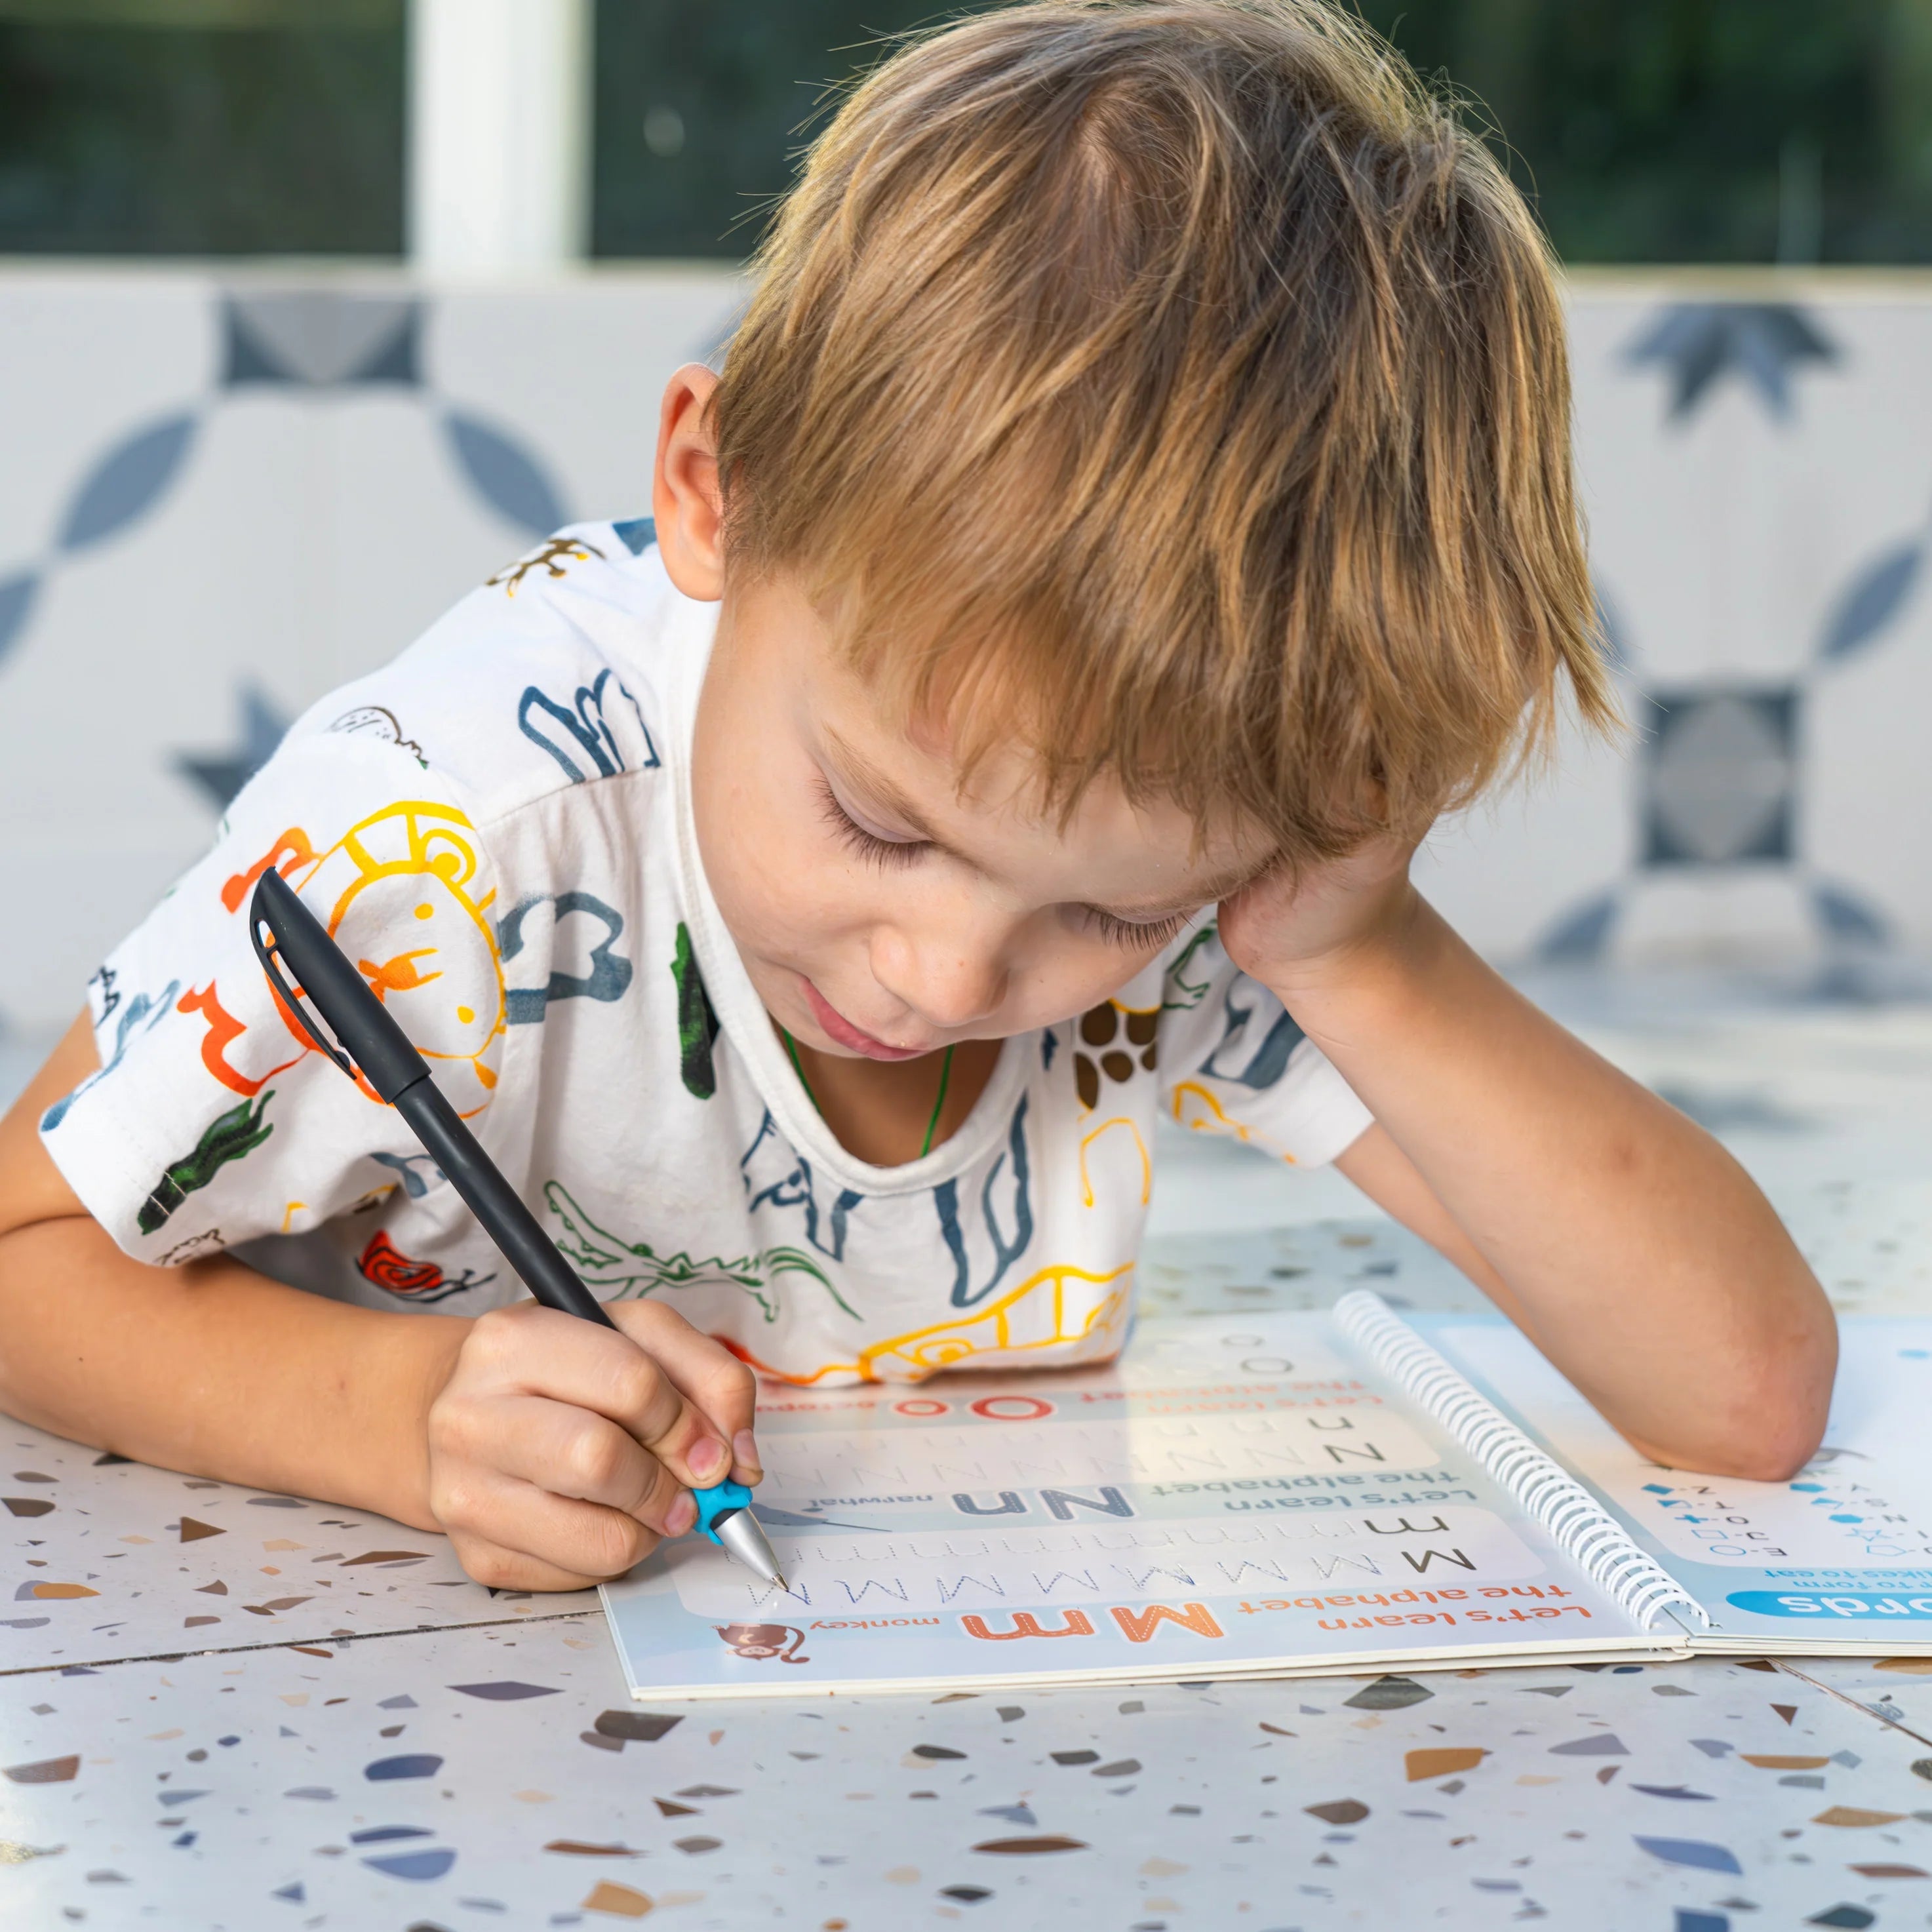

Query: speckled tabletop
10,992,1932,1931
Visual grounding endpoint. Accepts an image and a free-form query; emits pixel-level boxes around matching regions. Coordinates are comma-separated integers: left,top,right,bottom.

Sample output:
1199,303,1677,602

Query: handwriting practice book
1419,1312,1932,1657
600,1296,1695,1700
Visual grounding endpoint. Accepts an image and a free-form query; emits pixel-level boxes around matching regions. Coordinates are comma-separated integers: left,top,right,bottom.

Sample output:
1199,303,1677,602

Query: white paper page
601,1313,1657,1699
1422,1316,1932,1647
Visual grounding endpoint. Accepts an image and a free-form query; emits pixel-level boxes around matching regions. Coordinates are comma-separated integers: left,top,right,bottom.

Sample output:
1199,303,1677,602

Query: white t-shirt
41,524,1373,1386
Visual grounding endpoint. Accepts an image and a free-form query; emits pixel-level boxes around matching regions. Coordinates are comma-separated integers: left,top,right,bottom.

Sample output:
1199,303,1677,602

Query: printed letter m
1402,1546,1476,1575
1109,1601,1225,1644
959,1611,1095,1641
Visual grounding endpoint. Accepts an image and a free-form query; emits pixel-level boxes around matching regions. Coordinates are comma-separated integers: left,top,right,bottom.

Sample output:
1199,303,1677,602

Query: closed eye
816,776,928,871
1080,906,1193,949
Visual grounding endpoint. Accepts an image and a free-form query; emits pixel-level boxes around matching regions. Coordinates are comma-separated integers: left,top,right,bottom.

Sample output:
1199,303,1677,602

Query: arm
1223,856,1836,1482
0,1012,760,1589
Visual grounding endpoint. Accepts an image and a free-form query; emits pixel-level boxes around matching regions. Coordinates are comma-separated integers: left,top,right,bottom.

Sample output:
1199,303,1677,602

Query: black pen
248,867,785,1588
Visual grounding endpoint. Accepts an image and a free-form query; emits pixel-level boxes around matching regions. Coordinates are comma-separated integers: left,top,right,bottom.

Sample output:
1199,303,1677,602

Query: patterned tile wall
0,266,745,1038
2,269,1929,1039
1420,279,1932,981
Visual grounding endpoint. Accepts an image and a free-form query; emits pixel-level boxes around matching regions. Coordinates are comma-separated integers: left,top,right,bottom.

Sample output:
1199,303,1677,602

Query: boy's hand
1215,834,1421,999
424,1298,761,1592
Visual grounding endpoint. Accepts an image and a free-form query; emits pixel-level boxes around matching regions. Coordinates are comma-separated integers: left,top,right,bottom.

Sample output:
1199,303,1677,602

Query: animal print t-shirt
41,525,1373,1385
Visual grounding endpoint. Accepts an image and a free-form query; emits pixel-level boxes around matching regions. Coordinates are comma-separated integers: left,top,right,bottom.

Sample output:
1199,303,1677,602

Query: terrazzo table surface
10,990,1932,1930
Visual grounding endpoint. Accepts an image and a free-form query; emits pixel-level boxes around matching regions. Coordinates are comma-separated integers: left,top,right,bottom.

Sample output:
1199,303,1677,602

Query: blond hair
713,0,1611,859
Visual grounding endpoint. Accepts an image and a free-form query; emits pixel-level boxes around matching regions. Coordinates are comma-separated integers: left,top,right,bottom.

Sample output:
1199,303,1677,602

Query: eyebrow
1107,861,1272,921
821,728,948,844
821,728,1272,918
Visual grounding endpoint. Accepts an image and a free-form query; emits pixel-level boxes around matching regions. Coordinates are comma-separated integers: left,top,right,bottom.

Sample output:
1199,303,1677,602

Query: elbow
1633,1311,1838,1484
1632,1404,1826,1485
1700,1415,1826,1485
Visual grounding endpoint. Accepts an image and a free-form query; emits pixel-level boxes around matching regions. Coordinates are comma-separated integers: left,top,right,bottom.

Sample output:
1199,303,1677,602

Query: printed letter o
970,1394,1055,1421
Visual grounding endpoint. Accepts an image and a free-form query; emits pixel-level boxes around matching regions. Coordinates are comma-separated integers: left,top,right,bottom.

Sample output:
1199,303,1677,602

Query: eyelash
817,776,1191,948
818,778,927,871
1080,907,1192,951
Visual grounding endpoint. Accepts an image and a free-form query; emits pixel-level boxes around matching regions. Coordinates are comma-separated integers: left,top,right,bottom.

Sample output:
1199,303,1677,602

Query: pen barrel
395,1076,617,1330
253,868,429,1104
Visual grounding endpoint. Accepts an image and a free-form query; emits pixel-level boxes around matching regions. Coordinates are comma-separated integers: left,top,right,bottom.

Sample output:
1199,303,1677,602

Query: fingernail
733,1429,762,1477
689,1437,726,1482
667,1492,696,1536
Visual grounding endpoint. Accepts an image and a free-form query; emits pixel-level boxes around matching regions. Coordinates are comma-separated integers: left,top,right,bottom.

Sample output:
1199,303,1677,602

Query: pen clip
248,884,359,1082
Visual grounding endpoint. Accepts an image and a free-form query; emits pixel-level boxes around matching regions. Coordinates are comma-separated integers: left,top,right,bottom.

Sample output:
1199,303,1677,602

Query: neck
775,1024,1002,1166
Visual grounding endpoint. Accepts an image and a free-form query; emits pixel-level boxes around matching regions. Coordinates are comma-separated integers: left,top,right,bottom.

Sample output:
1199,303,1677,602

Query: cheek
1005,922,1166,1030
710,814,802,937
692,665,847,947
704,781,871,955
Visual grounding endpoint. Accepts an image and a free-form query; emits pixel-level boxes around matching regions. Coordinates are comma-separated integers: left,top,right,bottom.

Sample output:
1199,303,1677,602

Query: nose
870,917,1010,1033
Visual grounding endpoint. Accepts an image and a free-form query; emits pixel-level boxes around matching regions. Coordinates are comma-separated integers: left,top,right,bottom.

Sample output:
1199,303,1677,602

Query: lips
802,978,927,1061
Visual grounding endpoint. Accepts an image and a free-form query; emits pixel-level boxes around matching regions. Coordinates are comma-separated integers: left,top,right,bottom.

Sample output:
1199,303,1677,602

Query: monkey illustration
715,1621,810,1664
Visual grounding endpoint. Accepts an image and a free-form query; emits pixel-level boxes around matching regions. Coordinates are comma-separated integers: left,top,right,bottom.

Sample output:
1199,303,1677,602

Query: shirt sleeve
1154,922,1373,1168
39,726,509,1267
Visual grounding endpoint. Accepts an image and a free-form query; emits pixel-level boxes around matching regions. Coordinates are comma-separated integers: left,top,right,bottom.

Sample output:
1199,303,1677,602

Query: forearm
0,1008,467,1526
0,1215,463,1528
1279,896,1835,1477
0,1009,755,1595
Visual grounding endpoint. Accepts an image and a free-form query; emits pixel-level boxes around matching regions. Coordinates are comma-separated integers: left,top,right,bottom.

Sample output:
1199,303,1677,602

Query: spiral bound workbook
1408,1307,1932,1657
604,1291,1840,1701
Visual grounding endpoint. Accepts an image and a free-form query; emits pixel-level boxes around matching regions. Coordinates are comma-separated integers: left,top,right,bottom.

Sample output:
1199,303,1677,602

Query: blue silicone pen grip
692,1478,753,1543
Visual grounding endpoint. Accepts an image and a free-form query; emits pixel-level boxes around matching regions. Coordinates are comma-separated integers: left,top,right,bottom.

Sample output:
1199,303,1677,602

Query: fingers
446,1502,660,1593
448,1526,588,1592
450,1393,697,1536
460,1303,732,1490
425,1299,769,1593
605,1299,763,1483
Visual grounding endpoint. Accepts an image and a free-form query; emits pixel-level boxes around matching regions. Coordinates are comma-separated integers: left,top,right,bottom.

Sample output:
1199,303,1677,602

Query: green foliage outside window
0,1,404,256
4,1,1932,263
592,0,1932,265
1354,0,1932,265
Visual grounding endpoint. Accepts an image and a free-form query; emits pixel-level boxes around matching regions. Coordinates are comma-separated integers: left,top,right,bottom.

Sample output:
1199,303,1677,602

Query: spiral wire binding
1332,1291,1709,1633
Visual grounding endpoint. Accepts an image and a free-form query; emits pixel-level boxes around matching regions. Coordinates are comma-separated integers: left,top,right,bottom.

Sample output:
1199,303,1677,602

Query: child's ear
653,363,725,601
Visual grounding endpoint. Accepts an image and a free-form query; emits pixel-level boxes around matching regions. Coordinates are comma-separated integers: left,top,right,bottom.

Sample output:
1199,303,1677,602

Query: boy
0,0,1832,1594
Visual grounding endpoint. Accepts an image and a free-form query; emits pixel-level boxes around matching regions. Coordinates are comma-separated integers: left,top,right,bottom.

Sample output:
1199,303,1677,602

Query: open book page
600,1312,1665,1701
1419,1316,1932,1651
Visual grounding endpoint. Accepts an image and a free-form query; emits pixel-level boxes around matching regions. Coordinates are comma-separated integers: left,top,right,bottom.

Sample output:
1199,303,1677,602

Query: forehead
819,669,1272,913
725,562,1276,904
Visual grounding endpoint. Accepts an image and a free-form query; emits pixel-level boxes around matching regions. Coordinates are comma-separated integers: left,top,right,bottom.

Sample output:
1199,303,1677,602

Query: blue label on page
1729,1590,1932,1621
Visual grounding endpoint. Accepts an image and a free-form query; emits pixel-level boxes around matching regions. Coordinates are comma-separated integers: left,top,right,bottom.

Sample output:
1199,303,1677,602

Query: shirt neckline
656,575,1030,1200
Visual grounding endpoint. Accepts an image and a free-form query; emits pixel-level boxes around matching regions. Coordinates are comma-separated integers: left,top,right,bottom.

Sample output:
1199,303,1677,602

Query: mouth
802,978,929,1061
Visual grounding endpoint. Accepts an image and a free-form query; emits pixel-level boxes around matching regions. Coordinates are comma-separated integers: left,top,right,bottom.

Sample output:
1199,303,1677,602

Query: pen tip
713,1505,786,1592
